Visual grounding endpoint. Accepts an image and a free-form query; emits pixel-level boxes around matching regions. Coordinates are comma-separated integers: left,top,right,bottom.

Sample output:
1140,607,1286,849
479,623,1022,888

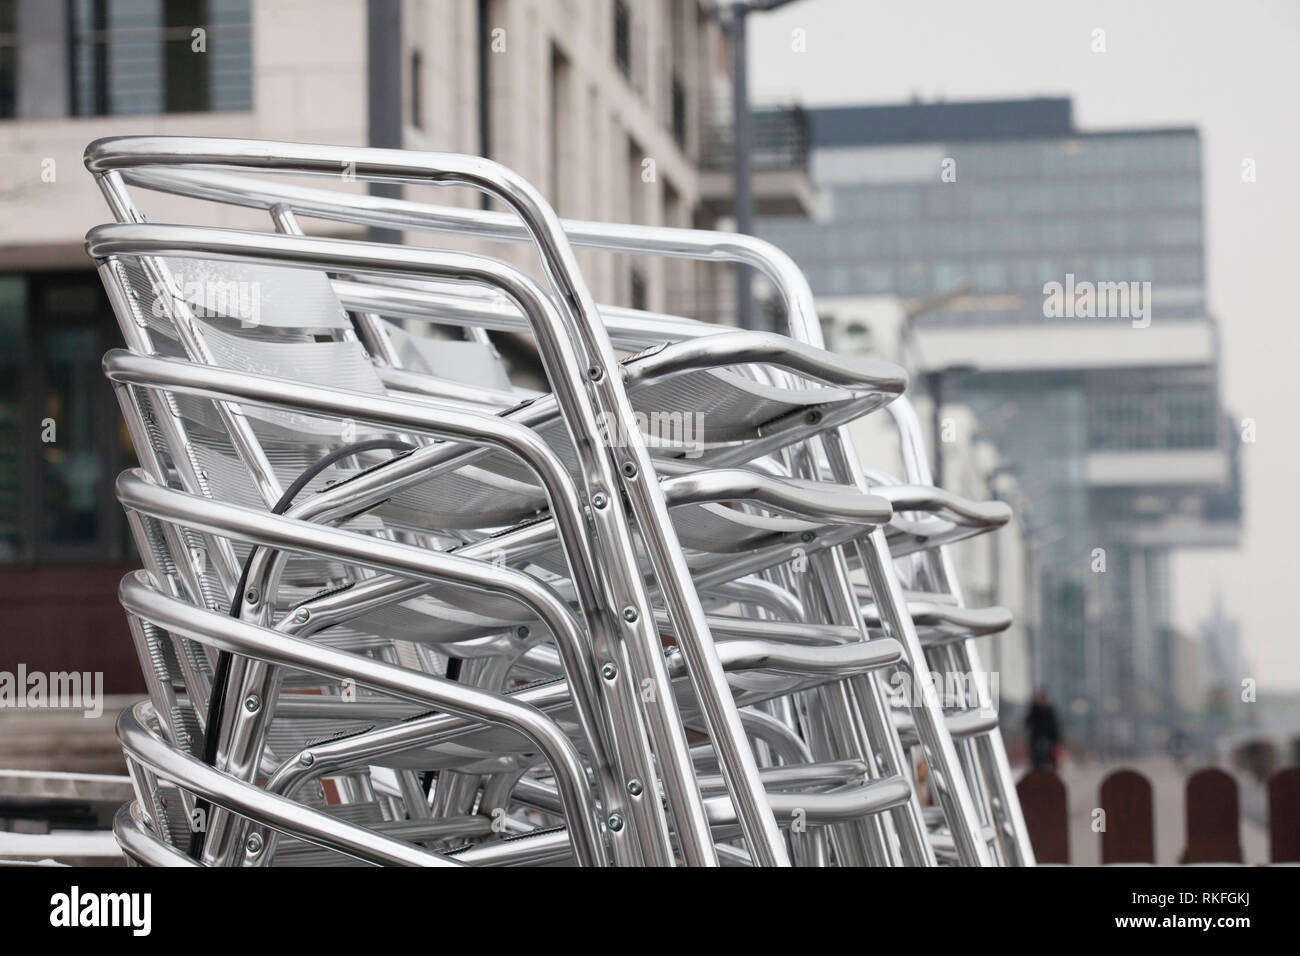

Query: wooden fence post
1182,767,1242,863
1099,768,1154,864
1268,767,1300,863
1016,768,1069,863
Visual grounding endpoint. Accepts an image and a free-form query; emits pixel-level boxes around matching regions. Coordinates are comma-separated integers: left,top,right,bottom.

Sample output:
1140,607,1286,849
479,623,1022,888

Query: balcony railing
701,101,810,173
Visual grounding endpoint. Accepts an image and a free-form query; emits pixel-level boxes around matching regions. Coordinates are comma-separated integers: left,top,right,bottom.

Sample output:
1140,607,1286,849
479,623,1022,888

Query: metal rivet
805,410,822,425
293,607,310,624
299,752,315,766
601,662,618,681
244,588,259,604
621,460,638,478
800,530,815,543
622,606,639,623
246,833,263,855
606,813,624,832
243,694,261,713
627,779,644,797
516,625,530,640
591,492,609,509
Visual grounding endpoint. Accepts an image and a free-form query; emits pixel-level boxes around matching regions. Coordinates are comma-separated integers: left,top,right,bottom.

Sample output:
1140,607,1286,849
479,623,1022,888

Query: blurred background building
755,96,1243,754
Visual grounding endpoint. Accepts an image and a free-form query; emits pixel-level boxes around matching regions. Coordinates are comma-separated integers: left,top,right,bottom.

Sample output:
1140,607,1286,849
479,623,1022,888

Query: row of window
803,253,1207,307
815,252,1203,292
763,214,1204,261
822,176,1201,222
937,134,1200,179
1087,389,1221,451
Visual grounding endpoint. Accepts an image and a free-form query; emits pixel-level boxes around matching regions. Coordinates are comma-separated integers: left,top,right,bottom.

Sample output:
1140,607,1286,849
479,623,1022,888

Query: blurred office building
757,97,1243,753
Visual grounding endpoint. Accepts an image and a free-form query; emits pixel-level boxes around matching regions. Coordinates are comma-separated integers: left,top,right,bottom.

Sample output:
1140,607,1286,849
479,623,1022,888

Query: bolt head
622,606,639,623
621,461,638,478
293,607,310,623
591,492,609,509
627,779,644,797
601,662,618,681
606,813,624,832
244,588,259,604
587,365,603,382
299,752,315,766
243,694,261,713
516,625,530,640
246,833,263,854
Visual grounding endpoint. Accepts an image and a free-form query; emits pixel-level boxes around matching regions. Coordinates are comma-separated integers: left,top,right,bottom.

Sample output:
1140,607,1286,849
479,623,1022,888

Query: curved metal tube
118,700,460,867
114,802,203,867
116,548,603,863
661,469,892,526
90,222,718,866
98,159,821,340
88,140,789,863
101,354,616,772
90,139,1032,865
702,776,914,828
713,639,903,678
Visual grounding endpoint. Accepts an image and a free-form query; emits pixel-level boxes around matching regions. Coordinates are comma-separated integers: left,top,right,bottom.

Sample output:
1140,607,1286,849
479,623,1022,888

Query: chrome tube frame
87,136,788,865
118,571,604,865
881,396,1036,864
143,164,999,864
118,698,460,867
90,232,692,866
89,137,1030,866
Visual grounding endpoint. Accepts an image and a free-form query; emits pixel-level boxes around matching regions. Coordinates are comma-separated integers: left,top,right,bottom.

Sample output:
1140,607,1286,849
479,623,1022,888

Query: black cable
189,438,415,859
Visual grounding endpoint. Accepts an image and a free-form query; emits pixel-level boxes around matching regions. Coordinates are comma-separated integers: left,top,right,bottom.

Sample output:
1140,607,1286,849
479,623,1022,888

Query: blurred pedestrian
1026,687,1061,771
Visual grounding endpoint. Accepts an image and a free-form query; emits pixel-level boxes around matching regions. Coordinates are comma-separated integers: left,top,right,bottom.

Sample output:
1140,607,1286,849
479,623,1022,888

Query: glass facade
757,101,1236,750
759,131,1205,322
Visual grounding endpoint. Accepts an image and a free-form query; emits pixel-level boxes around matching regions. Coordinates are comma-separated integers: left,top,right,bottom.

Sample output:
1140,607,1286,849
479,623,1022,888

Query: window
68,0,251,117
0,272,134,564
477,0,491,207
549,44,574,213
613,0,630,79
0,276,24,558
0,0,15,118
630,268,647,311
671,73,686,150
410,47,422,128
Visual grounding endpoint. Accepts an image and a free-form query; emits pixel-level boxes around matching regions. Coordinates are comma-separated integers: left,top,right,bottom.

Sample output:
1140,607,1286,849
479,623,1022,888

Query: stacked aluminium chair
85,136,1033,867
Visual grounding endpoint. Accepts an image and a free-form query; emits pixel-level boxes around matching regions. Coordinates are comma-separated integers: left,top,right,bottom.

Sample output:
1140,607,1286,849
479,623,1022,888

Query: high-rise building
757,97,1242,752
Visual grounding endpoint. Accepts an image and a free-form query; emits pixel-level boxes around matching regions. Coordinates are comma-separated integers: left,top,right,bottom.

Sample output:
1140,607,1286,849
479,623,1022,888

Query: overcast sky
749,0,1300,690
